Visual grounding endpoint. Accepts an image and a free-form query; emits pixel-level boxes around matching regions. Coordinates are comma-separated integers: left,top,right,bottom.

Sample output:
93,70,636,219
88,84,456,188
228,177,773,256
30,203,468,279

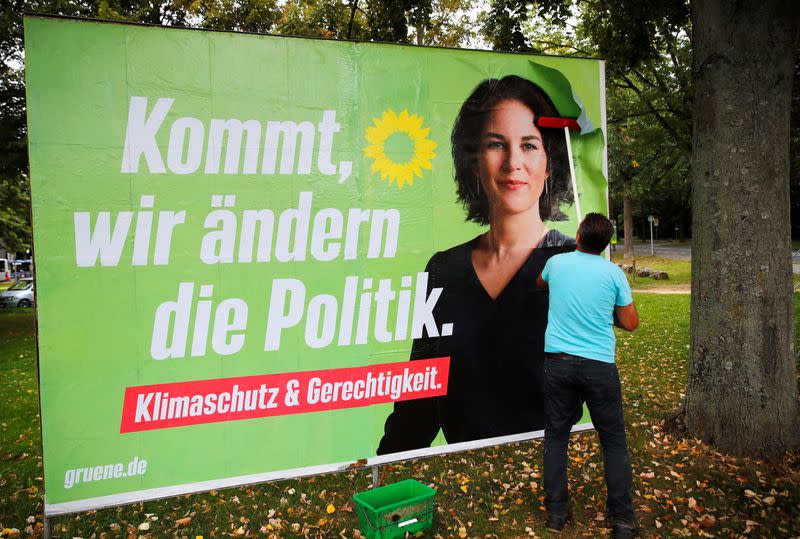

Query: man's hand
614,302,639,331
536,273,548,290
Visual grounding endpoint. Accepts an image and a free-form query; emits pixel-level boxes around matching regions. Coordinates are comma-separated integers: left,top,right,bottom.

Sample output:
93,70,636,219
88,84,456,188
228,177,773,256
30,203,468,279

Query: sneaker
611,519,640,538
546,511,573,534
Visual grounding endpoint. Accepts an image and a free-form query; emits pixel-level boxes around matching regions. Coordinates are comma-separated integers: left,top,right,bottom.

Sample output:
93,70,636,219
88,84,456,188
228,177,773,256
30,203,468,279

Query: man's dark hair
578,213,614,253
451,75,572,225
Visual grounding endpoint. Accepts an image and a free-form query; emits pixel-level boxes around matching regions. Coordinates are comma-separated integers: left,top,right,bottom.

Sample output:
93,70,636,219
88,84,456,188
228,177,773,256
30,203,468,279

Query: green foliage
482,0,574,52
0,174,31,252
95,0,193,25
607,63,692,239
276,0,367,40
583,0,693,239
410,0,481,47
186,0,280,34
0,69,26,181
482,0,533,52
579,0,689,75
362,0,414,42
0,35,30,251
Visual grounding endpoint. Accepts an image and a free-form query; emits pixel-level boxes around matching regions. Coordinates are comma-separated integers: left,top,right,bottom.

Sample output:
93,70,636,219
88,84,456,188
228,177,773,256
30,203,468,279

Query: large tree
789,29,800,239
685,0,800,455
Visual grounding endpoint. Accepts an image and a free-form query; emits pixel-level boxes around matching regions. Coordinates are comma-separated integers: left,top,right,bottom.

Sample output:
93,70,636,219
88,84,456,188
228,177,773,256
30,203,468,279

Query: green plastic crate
353,479,436,539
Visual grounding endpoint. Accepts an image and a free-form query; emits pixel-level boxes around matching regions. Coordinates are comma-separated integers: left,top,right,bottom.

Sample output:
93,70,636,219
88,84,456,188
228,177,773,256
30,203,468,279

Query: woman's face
477,98,549,221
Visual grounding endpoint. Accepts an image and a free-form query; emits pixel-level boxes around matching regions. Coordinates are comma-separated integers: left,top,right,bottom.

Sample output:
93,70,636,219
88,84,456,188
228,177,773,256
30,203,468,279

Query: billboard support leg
371,465,380,488
43,516,52,539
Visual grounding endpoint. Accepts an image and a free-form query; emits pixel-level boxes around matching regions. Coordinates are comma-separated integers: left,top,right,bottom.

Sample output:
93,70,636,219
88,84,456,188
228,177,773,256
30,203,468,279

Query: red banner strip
120,357,450,433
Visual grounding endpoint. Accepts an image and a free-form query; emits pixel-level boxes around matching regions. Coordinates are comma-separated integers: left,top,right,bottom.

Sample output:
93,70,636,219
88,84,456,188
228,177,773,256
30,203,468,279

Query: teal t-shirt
541,250,633,363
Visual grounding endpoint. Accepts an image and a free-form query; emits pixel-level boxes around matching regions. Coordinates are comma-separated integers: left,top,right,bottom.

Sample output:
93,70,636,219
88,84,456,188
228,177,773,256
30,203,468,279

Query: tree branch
646,157,681,189
630,67,659,90
629,67,685,122
620,74,691,152
529,39,594,56
347,0,358,39
608,109,674,123
662,29,692,107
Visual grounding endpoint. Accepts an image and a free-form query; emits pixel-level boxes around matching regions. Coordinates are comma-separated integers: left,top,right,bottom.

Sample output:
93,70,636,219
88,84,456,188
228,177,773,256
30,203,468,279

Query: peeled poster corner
23,15,606,515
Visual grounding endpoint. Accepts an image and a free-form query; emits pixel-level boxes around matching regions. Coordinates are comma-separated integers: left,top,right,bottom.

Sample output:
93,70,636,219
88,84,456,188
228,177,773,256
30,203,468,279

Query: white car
0,278,34,308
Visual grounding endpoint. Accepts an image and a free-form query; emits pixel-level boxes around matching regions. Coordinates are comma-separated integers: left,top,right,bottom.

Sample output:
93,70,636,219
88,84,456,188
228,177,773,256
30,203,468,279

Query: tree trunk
685,0,800,456
679,196,690,242
623,194,635,261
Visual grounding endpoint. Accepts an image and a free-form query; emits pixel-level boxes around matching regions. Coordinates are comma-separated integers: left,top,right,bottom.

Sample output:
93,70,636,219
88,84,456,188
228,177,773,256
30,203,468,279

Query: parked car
0,278,34,308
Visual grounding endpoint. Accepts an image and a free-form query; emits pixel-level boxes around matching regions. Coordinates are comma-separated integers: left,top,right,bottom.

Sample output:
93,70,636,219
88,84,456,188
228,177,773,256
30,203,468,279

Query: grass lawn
608,252,800,289
610,253,692,291
1,296,799,538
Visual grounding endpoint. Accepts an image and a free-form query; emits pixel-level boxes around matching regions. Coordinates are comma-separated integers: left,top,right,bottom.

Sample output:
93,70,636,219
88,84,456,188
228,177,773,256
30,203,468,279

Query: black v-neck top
377,230,575,455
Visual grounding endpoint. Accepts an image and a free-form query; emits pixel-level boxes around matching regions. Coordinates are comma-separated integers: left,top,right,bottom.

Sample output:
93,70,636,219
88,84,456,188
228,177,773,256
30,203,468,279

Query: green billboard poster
24,15,607,514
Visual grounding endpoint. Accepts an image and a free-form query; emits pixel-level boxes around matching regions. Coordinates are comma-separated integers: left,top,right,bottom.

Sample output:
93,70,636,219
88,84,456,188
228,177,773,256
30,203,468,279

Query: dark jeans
543,353,634,521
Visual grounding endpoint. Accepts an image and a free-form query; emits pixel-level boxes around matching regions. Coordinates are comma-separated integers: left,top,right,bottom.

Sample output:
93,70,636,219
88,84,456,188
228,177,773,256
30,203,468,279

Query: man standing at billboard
536,213,640,537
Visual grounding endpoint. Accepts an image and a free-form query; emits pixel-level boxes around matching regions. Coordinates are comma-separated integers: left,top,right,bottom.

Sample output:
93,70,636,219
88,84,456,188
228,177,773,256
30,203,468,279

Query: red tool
535,116,581,131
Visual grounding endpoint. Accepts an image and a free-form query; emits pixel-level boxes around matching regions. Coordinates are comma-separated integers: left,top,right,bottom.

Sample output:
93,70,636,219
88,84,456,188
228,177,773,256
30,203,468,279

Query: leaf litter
1,296,800,537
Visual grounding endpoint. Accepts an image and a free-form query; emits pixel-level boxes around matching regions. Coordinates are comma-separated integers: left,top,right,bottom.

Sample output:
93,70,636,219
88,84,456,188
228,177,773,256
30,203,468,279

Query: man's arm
536,273,548,289
614,302,639,331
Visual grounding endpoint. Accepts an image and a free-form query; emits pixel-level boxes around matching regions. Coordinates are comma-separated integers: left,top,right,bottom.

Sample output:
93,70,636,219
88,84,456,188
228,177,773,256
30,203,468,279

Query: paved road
611,241,692,260
613,241,800,274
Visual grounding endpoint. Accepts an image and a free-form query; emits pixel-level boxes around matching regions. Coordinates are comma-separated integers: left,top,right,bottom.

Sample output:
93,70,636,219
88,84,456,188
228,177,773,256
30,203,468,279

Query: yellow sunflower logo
364,109,437,187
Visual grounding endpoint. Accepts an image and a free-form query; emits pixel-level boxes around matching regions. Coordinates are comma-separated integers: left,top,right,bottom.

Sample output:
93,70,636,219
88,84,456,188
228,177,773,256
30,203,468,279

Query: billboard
24,15,607,515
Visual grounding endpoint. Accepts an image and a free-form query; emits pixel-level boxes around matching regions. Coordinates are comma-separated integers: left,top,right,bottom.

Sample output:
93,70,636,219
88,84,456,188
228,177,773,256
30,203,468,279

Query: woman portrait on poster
377,75,577,455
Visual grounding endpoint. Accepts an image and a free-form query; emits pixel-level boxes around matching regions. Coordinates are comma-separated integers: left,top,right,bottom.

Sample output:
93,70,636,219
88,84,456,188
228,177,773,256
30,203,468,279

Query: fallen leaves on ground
2,297,800,537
